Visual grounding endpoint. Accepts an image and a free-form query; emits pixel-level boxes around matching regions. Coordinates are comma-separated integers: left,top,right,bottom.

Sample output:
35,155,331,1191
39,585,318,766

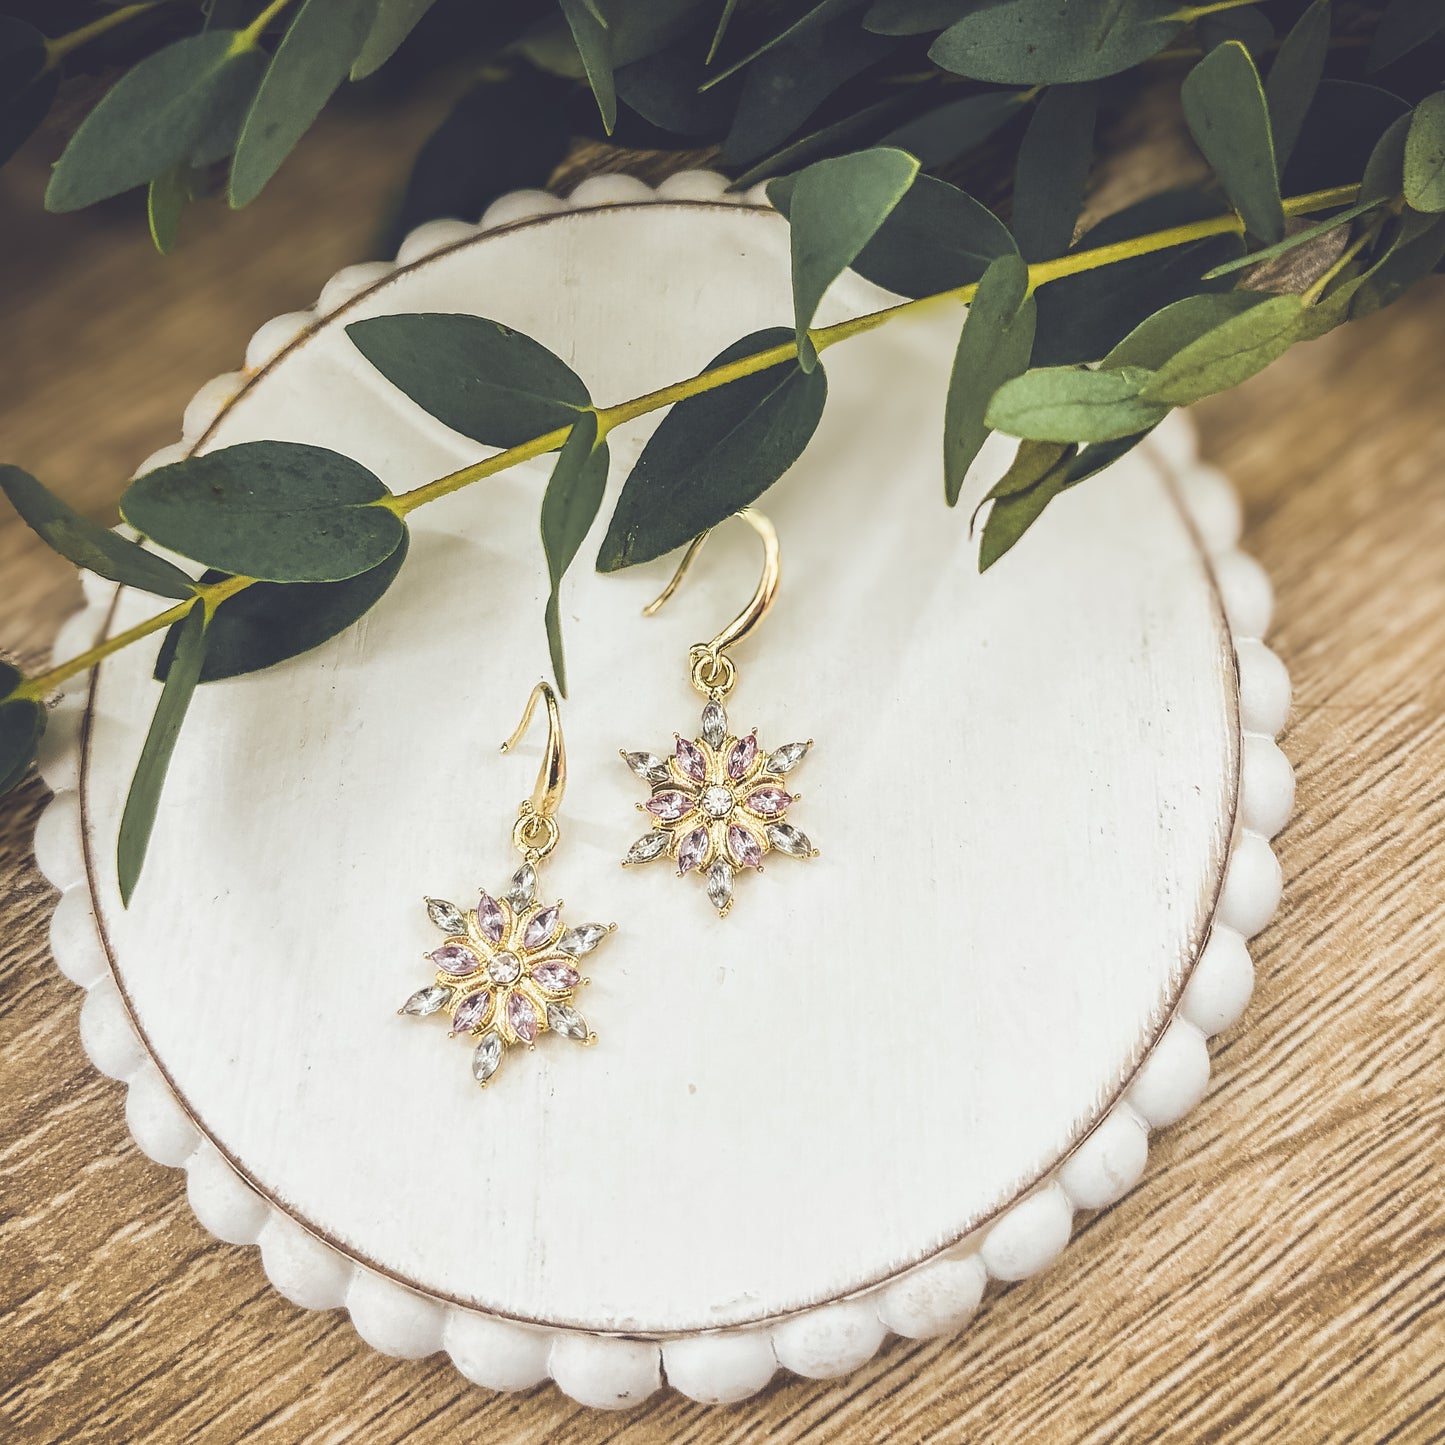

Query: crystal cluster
400,862,612,1086
622,698,815,915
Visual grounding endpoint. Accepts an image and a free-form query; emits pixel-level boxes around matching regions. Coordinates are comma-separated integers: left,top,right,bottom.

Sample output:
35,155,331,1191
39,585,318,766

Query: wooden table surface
1,107,1442,1445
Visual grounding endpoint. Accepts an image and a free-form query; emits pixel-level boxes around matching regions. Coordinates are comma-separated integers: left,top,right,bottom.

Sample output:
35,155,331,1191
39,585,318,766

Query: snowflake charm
621,696,816,916
399,861,614,1086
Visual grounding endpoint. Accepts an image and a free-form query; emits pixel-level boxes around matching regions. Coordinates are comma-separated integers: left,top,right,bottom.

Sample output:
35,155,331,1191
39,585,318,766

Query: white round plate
34,172,1292,1408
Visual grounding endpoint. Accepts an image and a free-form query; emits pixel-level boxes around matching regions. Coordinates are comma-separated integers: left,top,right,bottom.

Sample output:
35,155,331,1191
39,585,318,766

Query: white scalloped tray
33,171,1292,1409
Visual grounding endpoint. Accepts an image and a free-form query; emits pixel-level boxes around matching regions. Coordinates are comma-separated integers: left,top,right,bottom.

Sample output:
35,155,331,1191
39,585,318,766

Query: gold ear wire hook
500,682,566,856
643,508,780,695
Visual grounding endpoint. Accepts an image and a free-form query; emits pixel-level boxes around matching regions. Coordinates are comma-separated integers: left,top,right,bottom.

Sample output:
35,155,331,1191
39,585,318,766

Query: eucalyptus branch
43,1,169,70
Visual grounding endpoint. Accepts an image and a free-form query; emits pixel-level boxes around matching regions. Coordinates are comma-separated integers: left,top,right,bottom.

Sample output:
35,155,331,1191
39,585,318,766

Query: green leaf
703,0,856,87
1360,114,1412,206
154,538,409,684
46,32,263,213
981,439,1075,503
540,412,609,696
773,171,1016,300
929,0,1181,85
0,697,45,796
347,313,590,447
864,0,978,33
879,89,1030,170
1265,0,1330,172
1346,214,1445,318
0,16,59,169
121,441,405,583
560,0,616,133
147,164,202,255
730,93,914,189
615,34,741,136
229,0,380,207
1140,294,1305,404
977,444,1077,570
986,366,1170,442
1404,94,1445,213
597,328,827,571
770,146,920,369
1063,431,1152,486
1366,0,1445,73
0,464,197,598
351,0,440,79
1181,42,1283,244
1011,84,1097,262
118,604,207,906
943,255,1036,505
1201,199,1381,279
1031,189,1244,366
1104,291,1271,367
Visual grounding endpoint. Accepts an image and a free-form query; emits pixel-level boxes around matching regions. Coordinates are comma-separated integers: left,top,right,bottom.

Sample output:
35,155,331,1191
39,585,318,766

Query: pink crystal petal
727,733,758,781
675,736,707,783
431,943,482,977
727,824,764,870
476,892,506,944
647,789,694,821
677,825,710,874
450,990,492,1033
531,960,580,994
507,992,539,1043
523,904,560,951
744,786,791,817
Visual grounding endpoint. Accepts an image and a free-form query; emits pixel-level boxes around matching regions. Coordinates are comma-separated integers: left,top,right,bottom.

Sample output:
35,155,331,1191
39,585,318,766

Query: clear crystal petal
558,923,608,956
624,751,670,785
425,897,466,933
766,740,812,774
766,822,814,858
706,858,734,912
505,862,536,908
625,831,670,864
701,700,727,749
472,1031,503,1083
401,984,452,1016
546,1002,589,1040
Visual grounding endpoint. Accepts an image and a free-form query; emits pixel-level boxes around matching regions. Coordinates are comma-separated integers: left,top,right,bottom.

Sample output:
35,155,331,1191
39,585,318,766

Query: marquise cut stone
702,700,727,749
425,897,466,933
487,951,521,985
507,992,539,1043
675,737,707,783
472,1031,503,1083
727,733,758,780
624,751,670,785
505,863,536,909
677,825,709,874
547,1003,589,1040
727,824,764,869
625,831,670,864
523,905,560,951
531,960,580,994
766,822,814,858
475,891,506,944
706,858,734,913
431,943,482,977
559,923,607,956
745,786,791,816
450,990,492,1033
400,984,452,1016
766,740,812,774
647,789,693,821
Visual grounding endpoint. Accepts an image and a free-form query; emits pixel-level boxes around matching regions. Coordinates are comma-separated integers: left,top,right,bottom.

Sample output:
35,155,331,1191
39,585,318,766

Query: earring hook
643,508,780,696
500,681,566,857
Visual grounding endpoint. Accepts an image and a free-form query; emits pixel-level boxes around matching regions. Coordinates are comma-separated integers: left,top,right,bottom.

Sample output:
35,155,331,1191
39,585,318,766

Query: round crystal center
701,785,734,818
487,951,521,984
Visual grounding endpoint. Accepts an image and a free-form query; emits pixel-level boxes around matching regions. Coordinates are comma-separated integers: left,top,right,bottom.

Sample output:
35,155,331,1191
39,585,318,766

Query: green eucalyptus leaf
1011,84,1097,262
1265,0,1330,172
1104,291,1270,367
1366,0,1445,73
1282,81,1409,195
616,33,741,136
147,166,194,255
722,20,896,164
0,17,59,168
347,312,590,447
1181,42,1283,244
540,412,609,697
986,366,1170,442
154,537,409,684
1,464,197,598
1140,294,1305,404
930,0,1181,85
977,444,1077,571
1032,190,1243,366
773,170,1016,299
730,93,913,188
981,438,1074,504
229,0,381,207
0,697,45,796
1201,199,1381,279
1062,431,1152,487
704,0,857,87
770,146,919,369
46,31,262,213
351,0,440,79
121,441,404,584
560,0,616,133
943,255,1036,505
118,605,207,905
1348,214,1445,317
1361,114,1411,206
597,328,827,571
864,0,977,33
879,89,1029,170
1404,94,1445,213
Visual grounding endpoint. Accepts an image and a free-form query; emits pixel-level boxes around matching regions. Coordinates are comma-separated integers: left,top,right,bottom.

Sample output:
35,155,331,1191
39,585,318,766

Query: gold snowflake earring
400,681,614,1086
621,507,817,916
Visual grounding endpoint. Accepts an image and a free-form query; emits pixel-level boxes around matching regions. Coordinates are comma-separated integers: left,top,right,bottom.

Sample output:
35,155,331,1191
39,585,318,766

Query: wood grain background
2,101,1443,1444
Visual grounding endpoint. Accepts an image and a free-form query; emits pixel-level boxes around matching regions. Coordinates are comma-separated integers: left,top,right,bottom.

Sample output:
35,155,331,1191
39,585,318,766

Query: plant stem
238,0,295,48
14,181,1363,702
43,1,166,69
1168,0,1261,19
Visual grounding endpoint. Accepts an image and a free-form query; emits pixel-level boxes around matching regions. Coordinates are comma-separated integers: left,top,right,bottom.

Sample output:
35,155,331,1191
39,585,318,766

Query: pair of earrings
399,509,818,1087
